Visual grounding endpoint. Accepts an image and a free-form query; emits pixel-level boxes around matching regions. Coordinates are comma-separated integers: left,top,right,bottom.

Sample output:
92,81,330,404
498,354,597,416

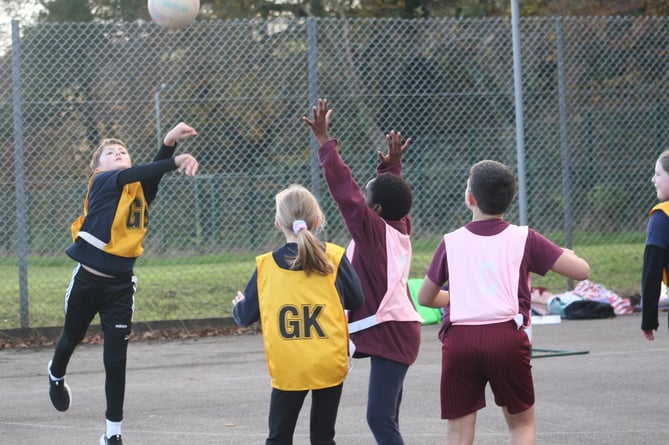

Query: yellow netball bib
257,243,349,391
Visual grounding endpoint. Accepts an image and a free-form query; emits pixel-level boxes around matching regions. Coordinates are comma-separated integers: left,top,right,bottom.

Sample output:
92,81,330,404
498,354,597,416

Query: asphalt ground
2,313,668,445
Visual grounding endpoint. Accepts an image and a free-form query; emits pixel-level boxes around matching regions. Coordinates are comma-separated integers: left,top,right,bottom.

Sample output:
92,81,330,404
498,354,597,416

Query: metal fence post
307,17,320,202
155,83,167,150
556,17,575,289
511,0,528,225
11,19,29,328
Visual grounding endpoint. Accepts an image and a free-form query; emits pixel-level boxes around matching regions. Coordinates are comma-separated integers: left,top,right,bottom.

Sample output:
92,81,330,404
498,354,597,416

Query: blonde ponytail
275,185,333,276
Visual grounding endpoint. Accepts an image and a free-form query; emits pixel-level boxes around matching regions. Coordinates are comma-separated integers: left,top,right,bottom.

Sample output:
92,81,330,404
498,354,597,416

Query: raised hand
377,130,411,168
302,98,333,146
164,122,198,147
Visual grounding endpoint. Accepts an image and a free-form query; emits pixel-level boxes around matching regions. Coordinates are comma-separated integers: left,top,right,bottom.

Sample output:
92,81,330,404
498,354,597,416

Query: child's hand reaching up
378,130,411,168
164,122,198,147
303,98,333,146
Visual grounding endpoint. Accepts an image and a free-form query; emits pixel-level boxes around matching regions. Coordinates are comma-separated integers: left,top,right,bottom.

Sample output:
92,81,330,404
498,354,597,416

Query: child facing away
642,148,669,341
417,159,590,445
303,98,423,444
47,123,199,445
232,184,364,445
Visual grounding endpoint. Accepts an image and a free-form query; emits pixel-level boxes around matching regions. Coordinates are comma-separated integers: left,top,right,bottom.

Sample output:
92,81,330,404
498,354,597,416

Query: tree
39,0,93,22
2,0,667,24
90,0,150,21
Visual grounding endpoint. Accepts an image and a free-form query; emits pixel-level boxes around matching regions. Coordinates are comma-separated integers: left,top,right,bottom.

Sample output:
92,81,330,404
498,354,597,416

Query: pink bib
347,224,423,333
445,224,528,326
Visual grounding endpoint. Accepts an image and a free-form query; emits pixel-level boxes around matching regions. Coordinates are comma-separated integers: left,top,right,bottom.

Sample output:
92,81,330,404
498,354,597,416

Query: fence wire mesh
1,16,668,329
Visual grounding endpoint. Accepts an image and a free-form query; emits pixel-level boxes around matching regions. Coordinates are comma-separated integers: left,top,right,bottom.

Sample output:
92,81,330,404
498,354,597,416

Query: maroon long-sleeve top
318,139,421,365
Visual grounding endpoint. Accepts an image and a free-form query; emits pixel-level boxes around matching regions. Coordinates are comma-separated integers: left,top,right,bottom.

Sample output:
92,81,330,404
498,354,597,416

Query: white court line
5,421,669,441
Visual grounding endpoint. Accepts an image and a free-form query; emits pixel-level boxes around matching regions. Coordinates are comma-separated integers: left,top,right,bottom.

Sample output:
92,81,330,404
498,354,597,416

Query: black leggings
266,383,344,445
50,265,135,422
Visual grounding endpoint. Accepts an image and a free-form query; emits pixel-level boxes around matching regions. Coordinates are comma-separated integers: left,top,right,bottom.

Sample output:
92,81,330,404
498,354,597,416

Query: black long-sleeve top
641,209,669,331
66,144,179,275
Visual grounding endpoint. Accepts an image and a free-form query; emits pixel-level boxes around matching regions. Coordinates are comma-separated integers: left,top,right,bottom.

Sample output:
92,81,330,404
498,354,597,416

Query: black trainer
48,361,71,412
100,434,123,445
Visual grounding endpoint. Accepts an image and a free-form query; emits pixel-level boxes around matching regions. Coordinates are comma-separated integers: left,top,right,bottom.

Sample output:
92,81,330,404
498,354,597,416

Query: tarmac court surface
2,314,669,444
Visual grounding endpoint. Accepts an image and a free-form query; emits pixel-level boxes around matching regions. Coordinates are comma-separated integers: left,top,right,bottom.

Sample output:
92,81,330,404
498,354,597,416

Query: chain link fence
1,16,668,330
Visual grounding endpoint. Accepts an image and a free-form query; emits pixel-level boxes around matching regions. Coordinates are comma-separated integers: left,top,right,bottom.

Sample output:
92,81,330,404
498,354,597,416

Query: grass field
0,235,645,331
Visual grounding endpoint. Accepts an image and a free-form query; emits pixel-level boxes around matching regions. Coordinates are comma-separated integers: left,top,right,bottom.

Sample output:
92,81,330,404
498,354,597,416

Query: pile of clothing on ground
531,280,634,319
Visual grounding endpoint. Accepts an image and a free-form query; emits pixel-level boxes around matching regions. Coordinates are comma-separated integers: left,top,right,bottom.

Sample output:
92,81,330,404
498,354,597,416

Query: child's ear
274,219,281,229
372,203,383,215
466,191,476,208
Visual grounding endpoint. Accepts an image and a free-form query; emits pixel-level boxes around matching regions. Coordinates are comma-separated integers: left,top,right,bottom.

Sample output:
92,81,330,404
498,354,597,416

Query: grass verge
0,238,644,330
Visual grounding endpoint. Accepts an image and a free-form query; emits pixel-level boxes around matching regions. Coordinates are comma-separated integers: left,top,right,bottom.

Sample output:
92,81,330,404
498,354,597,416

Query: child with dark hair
303,98,422,445
47,123,199,445
418,159,590,445
366,173,413,221
233,184,364,445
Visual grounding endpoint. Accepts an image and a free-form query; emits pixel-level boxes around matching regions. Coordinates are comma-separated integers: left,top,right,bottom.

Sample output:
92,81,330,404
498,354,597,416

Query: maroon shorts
440,321,534,419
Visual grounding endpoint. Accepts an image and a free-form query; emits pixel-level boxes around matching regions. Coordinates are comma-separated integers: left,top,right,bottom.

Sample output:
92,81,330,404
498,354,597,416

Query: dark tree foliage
3,0,667,24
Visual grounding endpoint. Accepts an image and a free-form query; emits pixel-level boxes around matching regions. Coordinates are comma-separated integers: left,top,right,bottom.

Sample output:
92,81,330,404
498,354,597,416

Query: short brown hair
89,138,127,171
468,160,516,215
658,149,669,174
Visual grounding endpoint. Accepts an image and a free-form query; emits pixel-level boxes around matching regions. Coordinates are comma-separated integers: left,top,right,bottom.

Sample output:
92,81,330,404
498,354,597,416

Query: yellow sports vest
257,243,349,390
71,173,148,258
650,202,669,285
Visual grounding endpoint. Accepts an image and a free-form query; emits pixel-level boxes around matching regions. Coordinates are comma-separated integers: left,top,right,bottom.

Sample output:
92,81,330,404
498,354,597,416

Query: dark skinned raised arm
377,130,411,168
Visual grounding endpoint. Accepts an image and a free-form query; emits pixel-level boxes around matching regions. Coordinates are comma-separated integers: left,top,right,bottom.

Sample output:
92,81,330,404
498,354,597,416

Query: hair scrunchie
292,220,308,235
